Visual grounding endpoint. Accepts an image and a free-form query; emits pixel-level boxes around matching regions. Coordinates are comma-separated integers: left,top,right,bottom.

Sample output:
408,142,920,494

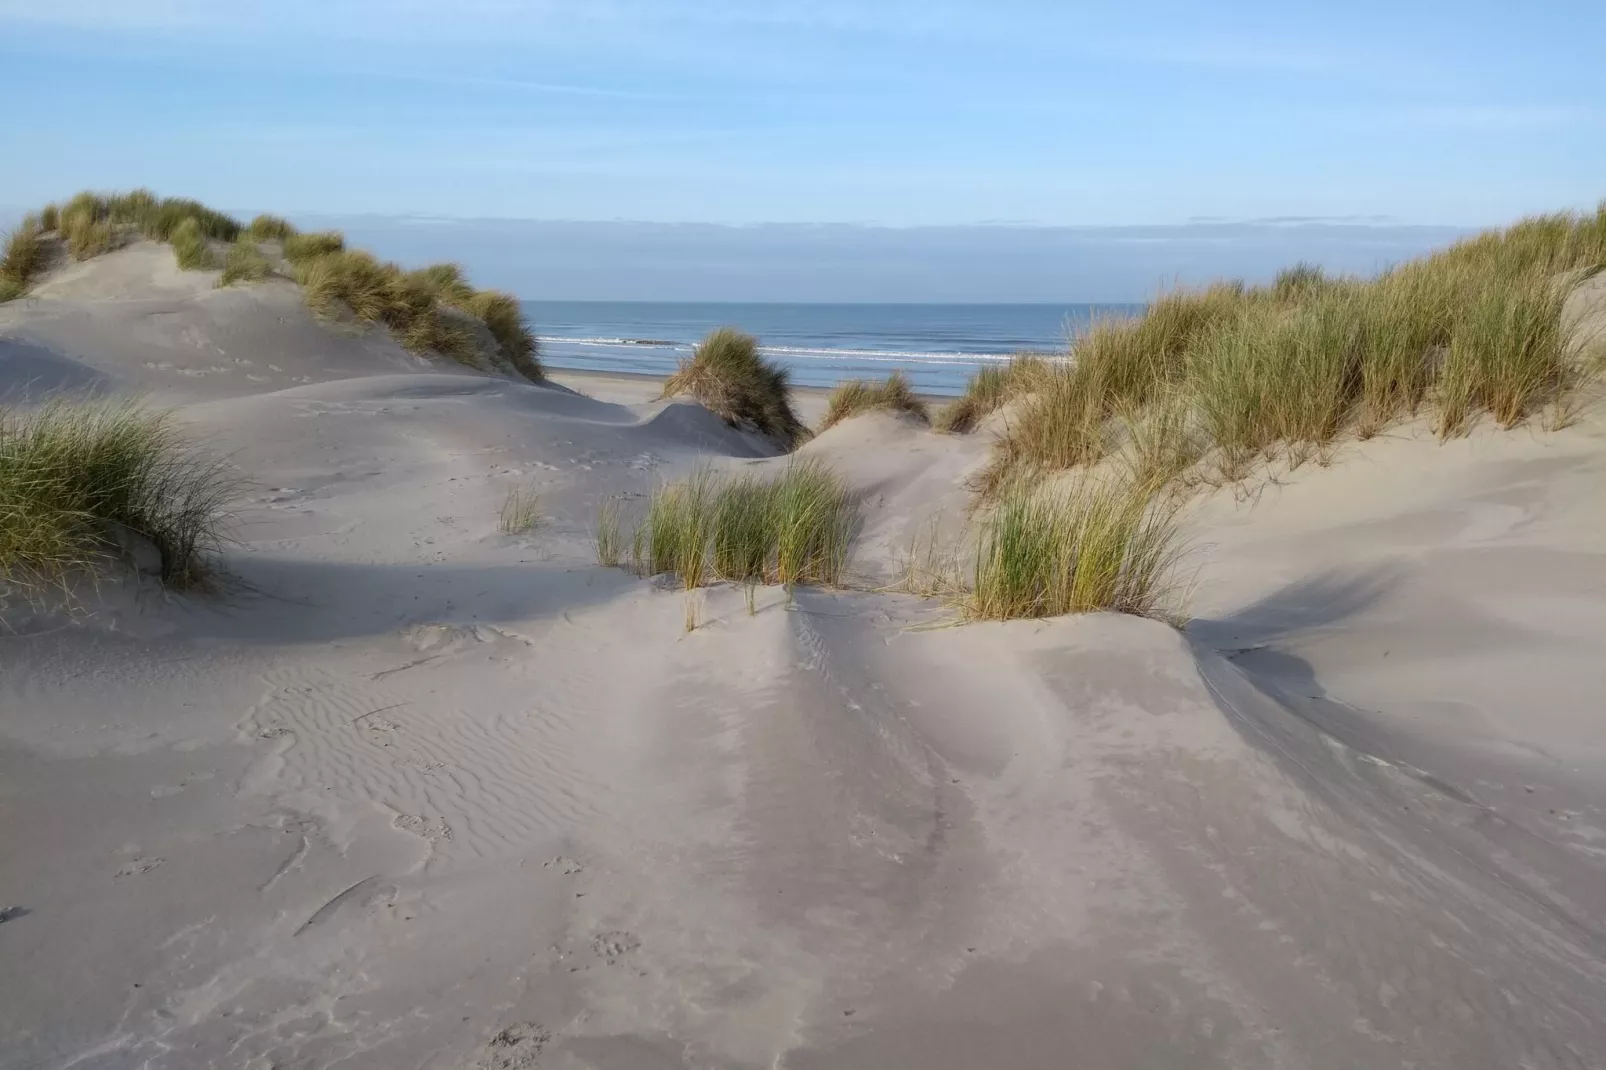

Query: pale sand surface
2,247,1605,1069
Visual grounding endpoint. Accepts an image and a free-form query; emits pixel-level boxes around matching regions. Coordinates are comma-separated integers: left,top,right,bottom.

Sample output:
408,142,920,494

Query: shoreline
545,363,955,407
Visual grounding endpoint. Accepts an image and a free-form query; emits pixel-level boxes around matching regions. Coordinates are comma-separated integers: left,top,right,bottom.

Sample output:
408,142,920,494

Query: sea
523,302,1143,396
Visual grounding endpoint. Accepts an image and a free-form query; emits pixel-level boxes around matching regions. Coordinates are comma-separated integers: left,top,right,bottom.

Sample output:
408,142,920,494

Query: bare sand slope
3,260,1605,1069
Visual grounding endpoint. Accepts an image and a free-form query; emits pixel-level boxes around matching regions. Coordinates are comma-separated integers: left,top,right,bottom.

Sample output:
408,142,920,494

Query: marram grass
0,399,234,601
818,371,930,431
9,189,545,382
661,328,806,448
962,473,1188,621
217,236,273,287
607,459,854,590
956,203,1606,492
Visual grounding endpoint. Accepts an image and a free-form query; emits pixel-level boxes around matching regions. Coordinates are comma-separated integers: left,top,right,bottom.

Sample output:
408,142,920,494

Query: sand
2,247,1604,1069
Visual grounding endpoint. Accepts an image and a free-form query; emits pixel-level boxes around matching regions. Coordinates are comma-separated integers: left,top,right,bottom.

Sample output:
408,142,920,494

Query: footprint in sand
393,813,452,845
477,1022,551,1070
590,930,641,965
115,857,164,877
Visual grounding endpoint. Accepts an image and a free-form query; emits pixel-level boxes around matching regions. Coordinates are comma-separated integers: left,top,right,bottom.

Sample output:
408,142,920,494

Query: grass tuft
170,216,215,270
39,204,60,232
627,459,853,590
818,371,929,431
499,486,542,534
283,230,346,262
935,354,1053,433
1,216,49,299
463,290,542,380
64,210,122,261
594,500,625,567
661,327,806,448
217,236,273,287
962,474,1187,621
0,399,233,600
247,214,297,242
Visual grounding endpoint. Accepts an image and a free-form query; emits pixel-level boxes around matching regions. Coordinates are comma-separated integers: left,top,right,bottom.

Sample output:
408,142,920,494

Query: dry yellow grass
818,371,929,431
661,328,806,447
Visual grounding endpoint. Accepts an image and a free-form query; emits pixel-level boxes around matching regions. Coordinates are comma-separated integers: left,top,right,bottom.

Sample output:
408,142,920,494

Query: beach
2,232,1606,1070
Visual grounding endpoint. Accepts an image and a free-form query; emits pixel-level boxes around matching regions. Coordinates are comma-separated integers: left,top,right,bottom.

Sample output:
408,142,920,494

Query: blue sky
1,1,1601,298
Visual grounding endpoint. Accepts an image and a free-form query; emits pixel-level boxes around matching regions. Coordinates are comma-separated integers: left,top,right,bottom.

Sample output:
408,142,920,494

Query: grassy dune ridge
949,205,1606,490
924,205,1606,621
0,189,543,382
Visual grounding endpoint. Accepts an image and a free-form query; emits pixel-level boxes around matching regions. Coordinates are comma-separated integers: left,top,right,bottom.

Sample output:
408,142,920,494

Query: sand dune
2,253,1605,1069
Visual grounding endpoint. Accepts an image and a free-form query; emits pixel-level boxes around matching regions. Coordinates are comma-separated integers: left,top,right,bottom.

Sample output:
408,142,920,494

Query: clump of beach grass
0,399,234,600
934,354,1053,433
961,473,1188,621
64,210,122,261
1,216,49,300
818,371,929,431
593,500,625,567
292,249,486,368
661,328,806,448
619,459,853,590
283,230,346,263
217,236,273,287
462,290,543,380
409,263,476,306
499,486,542,534
170,217,215,270
247,214,297,242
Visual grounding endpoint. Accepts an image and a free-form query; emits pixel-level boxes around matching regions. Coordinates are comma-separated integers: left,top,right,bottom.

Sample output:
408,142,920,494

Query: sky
1,1,1602,300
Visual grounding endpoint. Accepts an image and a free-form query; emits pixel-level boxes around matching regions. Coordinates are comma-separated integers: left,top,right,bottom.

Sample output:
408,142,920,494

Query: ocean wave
537,336,1042,364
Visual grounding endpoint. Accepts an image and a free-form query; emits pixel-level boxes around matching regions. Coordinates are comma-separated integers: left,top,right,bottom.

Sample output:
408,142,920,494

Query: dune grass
594,500,625,567
217,236,273,287
934,354,1053,432
294,249,475,364
961,473,1188,621
614,459,853,590
661,328,806,448
818,370,929,431
11,189,546,381
1,216,49,300
247,214,297,242
461,290,543,380
170,217,215,270
962,206,1606,492
409,263,476,305
499,486,542,534
64,210,122,262
0,400,233,599
283,230,347,262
